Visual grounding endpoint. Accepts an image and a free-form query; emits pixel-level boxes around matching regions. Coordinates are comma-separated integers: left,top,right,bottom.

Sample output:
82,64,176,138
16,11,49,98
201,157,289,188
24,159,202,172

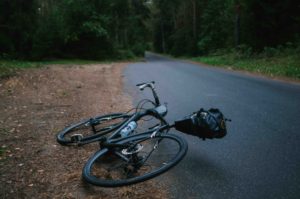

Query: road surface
123,52,300,199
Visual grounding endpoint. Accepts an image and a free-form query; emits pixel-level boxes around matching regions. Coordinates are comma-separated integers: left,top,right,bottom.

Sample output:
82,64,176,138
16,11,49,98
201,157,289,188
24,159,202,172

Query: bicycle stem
139,82,160,106
150,87,160,106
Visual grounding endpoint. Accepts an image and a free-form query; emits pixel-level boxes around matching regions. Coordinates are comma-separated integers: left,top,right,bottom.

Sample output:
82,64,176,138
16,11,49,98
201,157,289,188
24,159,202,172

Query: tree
241,0,300,50
0,0,38,58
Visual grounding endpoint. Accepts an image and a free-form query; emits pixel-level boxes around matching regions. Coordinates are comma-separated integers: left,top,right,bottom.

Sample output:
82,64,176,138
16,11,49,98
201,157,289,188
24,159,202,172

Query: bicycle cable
124,99,155,114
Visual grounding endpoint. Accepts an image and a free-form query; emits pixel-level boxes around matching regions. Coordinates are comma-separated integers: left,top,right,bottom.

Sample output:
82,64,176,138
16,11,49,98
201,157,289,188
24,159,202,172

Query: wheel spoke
56,113,129,145
83,134,187,186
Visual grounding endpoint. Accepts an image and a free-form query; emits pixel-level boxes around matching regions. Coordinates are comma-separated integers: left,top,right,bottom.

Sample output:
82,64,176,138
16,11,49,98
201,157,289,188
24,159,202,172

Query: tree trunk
161,21,166,53
235,3,241,48
191,0,197,39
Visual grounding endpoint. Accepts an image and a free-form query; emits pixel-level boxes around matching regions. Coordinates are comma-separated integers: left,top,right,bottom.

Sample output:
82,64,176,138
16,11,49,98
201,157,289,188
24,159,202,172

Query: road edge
144,51,300,85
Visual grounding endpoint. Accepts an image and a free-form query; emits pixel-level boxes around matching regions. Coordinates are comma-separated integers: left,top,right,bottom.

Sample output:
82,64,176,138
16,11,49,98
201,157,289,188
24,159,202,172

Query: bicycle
56,81,165,146
56,81,229,187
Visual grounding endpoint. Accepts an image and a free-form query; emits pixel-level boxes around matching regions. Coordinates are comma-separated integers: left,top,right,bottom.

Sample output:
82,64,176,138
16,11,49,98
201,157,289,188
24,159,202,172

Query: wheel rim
83,134,187,187
57,113,129,144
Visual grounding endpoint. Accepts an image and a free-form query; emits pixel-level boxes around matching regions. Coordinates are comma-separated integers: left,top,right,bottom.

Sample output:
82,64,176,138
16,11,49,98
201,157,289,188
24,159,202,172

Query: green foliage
235,45,253,59
262,47,280,58
241,0,300,50
0,60,42,78
152,0,236,55
0,0,151,60
131,43,149,56
191,45,300,79
0,0,299,61
197,0,235,54
151,0,300,57
197,36,213,55
0,148,5,157
0,64,15,79
0,59,105,78
116,50,135,60
0,0,38,58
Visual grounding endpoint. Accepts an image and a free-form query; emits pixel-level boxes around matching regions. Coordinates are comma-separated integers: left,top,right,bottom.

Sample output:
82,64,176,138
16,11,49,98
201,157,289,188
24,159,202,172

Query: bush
116,50,135,60
197,36,212,55
262,47,279,57
236,45,253,59
131,43,148,56
0,64,15,79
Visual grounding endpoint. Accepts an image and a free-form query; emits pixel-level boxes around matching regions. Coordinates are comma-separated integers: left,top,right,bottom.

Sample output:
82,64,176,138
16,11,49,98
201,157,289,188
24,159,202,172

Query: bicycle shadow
155,146,235,199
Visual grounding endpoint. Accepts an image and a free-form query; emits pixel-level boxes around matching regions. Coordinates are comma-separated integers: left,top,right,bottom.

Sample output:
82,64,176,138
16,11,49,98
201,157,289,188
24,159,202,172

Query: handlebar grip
136,81,155,87
139,84,147,90
136,83,145,86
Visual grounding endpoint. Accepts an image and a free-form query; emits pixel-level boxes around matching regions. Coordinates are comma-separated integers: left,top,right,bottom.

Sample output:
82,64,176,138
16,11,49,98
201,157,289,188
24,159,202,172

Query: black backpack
174,108,228,140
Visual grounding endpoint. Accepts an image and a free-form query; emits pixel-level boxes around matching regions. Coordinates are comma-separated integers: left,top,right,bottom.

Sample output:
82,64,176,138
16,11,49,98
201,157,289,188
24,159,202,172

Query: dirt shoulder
0,63,167,198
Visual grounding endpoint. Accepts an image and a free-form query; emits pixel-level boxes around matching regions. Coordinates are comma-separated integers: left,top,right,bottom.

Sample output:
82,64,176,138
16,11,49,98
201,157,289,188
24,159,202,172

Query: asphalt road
123,52,300,199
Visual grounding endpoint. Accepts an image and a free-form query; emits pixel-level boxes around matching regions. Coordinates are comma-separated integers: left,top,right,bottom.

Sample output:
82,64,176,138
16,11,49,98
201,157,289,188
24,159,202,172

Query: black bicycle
56,81,166,145
57,81,229,187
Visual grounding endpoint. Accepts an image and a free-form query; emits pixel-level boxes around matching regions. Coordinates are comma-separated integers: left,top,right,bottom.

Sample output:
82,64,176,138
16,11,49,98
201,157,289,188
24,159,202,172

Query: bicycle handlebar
136,81,160,105
136,81,155,90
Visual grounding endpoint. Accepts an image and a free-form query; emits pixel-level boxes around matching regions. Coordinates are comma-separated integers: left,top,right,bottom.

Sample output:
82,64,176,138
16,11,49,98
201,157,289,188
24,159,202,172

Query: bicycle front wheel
56,113,130,145
82,133,188,187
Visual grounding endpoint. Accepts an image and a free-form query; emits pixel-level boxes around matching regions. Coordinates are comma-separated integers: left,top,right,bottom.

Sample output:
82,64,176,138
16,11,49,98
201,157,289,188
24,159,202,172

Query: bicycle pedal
70,134,83,142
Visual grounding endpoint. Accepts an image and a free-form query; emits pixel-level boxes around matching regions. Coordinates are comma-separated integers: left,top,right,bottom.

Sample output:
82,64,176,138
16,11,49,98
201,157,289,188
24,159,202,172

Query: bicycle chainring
121,144,143,155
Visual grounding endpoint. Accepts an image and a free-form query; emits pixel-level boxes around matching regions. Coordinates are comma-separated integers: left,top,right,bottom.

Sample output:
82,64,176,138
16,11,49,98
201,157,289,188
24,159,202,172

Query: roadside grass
0,59,101,79
0,58,140,79
190,49,300,80
0,148,4,157
148,46,300,80
0,141,7,159
0,60,39,78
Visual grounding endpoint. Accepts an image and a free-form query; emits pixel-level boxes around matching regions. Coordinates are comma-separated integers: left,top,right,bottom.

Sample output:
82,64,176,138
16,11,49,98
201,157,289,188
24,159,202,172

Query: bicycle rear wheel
82,133,188,187
56,113,130,145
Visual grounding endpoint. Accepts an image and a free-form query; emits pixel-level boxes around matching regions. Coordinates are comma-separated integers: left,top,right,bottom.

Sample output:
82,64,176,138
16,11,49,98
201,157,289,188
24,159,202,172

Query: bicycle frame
78,105,170,147
63,82,167,146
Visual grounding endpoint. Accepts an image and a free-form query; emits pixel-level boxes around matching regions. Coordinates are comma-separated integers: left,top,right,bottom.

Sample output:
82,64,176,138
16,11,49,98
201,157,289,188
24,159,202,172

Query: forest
0,0,299,60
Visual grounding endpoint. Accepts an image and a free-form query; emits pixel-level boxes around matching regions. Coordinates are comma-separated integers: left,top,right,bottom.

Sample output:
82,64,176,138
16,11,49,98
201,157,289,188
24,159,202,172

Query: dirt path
0,63,167,198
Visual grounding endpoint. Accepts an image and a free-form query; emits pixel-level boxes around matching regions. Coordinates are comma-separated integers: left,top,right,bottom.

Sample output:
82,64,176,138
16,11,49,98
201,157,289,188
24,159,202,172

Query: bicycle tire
56,113,130,145
82,133,188,187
